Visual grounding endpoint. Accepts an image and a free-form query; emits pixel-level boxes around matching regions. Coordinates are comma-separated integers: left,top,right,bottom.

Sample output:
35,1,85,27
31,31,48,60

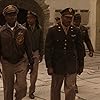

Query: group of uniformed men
0,4,94,100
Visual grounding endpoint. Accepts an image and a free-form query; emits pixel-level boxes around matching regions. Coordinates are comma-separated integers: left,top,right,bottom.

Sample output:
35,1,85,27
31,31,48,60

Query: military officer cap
60,8,75,17
27,11,37,17
3,5,19,16
27,11,39,24
74,13,81,20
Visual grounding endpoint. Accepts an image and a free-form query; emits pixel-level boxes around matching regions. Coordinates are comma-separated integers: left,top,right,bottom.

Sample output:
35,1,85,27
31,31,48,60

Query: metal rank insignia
69,8,72,13
71,34,76,37
58,26,61,31
16,32,24,45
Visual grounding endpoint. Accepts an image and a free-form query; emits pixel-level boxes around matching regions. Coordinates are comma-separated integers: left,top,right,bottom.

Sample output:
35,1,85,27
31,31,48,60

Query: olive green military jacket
80,25,94,56
23,23,44,57
45,24,84,74
0,22,33,64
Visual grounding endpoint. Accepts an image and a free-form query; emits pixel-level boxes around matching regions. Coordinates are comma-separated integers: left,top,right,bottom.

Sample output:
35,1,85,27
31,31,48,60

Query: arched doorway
96,0,100,51
0,0,50,39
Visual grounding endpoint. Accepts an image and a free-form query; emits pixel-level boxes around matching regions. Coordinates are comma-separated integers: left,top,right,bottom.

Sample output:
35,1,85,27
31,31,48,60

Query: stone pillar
89,0,97,50
45,0,55,26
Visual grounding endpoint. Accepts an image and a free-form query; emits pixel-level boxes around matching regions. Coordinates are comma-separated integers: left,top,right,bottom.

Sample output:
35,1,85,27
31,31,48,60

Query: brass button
64,43,67,46
65,39,67,42
64,47,66,49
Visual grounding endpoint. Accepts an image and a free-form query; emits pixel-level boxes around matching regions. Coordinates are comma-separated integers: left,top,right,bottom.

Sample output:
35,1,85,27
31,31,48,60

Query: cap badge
69,8,72,12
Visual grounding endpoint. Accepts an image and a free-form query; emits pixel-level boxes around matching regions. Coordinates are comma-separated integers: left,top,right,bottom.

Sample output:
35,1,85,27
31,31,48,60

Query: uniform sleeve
84,28,94,52
24,29,33,65
45,28,54,68
76,28,84,69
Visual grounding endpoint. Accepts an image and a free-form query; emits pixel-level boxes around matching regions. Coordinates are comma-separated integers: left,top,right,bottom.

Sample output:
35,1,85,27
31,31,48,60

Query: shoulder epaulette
80,25,87,31
18,24,27,30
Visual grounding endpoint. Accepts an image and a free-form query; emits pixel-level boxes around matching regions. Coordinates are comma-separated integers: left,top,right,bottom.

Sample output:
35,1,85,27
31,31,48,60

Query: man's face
5,12,17,26
27,14,36,26
61,15,73,27
73,19,81,27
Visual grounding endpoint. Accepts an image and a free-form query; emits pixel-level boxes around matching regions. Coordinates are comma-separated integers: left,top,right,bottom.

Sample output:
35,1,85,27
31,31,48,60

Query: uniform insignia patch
16,32,24,45
71,34,76,37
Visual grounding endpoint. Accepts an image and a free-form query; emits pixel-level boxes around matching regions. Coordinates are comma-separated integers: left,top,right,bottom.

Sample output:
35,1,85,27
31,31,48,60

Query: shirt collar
6,21,17,30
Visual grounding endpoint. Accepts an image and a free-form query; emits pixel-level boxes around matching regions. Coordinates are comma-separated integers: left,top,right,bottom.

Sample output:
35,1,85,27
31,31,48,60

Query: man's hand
88,51,93,57
39,55,43,63
47,67,53,75
28,63,33,74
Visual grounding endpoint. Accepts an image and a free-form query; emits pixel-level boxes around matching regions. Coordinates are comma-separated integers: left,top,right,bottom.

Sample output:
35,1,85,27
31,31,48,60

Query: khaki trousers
1,57,28,100
29,50,39,94
51,73,76,100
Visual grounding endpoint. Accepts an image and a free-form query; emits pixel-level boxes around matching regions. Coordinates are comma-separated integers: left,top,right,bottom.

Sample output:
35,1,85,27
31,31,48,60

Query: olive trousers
51,73,76,100
1,57,28,100
29,50,40,95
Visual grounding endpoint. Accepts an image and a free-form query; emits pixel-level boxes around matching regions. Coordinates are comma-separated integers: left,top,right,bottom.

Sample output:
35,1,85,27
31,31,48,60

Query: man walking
24,11,44,99
0,5,33,100
73,13,94,93
45,8,84,100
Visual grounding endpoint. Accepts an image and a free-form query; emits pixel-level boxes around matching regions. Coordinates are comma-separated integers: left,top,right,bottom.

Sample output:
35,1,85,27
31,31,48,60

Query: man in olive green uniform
24,11,44,99
0,5,33,100
73,13,94,93
45,8,84,100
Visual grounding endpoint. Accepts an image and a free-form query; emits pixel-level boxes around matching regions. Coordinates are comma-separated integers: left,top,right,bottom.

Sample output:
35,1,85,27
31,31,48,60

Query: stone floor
0,52,100,100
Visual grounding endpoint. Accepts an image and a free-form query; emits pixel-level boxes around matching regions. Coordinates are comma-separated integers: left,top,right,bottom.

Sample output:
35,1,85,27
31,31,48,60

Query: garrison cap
60,8,75,17
74,13,81,20
3,5,19,16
